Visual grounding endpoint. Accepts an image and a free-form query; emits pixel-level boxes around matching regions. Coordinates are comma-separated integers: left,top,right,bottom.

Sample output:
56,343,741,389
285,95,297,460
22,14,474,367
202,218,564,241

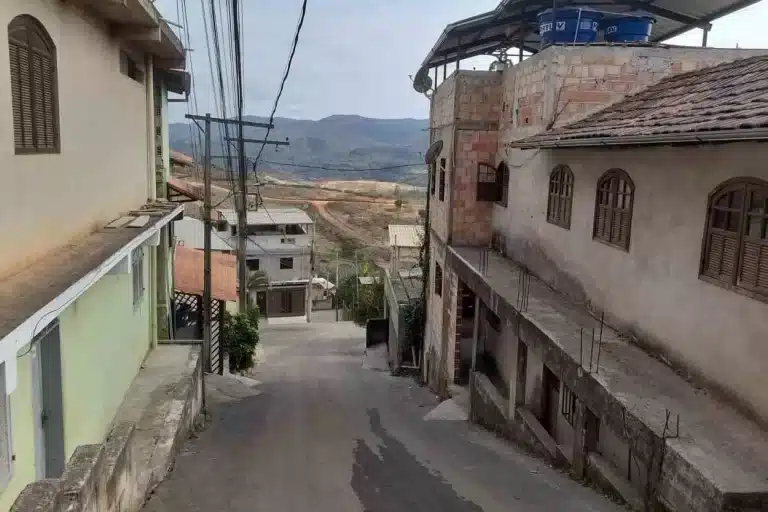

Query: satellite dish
424,140,444,165
412,67,433,95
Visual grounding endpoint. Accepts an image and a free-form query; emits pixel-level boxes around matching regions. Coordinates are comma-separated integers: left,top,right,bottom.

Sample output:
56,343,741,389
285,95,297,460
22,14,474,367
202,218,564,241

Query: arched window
496,162,509,207
701,178,768,298
547,165,574,229
8,15,59,154
593,169,634,250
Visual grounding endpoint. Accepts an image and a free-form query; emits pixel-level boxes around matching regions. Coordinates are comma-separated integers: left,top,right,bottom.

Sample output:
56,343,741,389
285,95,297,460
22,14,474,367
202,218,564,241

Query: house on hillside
0,0,189,508
388,224,424,273
420,1,768,510
384,225,425,373
216,208,314,319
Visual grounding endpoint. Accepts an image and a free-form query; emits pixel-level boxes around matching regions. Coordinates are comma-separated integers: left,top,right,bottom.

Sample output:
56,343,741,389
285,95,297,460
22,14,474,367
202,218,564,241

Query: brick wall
499,45,768,146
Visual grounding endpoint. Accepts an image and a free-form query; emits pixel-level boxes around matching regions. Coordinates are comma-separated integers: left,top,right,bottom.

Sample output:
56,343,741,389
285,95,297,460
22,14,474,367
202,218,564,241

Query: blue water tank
602,14,656,43
537,7,601,44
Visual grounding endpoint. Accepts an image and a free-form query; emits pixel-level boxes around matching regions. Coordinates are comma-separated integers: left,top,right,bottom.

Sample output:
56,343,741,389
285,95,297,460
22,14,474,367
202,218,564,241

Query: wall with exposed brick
425,234,448,393
428,125,453,244
493,142,768,424
498,45,768,147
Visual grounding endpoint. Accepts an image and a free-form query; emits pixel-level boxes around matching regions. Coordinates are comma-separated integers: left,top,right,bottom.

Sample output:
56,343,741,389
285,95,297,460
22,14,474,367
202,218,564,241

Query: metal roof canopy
421,0,762,69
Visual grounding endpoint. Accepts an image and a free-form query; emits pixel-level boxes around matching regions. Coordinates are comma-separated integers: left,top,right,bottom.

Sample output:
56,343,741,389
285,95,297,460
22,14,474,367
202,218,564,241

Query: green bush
223,307,260,373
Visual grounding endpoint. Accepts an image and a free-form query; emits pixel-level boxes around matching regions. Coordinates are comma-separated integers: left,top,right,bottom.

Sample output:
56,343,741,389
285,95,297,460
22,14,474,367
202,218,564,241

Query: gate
173,291,224,375
210,299,223,374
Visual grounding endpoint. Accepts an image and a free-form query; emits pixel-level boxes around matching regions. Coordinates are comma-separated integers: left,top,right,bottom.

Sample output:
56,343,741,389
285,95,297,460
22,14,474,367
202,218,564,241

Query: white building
216,208,314,318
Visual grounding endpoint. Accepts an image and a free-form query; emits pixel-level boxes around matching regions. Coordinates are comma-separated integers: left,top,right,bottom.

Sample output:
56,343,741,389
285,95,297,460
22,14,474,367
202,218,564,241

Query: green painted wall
58,247,151,458
0,355,36,511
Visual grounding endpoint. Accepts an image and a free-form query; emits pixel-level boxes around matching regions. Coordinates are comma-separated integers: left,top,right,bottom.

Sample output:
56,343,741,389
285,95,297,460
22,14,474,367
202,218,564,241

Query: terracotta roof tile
174,246,237,302
514,55,768,147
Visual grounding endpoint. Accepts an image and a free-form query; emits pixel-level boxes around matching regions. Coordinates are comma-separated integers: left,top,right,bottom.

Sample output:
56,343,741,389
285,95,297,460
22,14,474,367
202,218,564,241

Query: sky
156,0,768,123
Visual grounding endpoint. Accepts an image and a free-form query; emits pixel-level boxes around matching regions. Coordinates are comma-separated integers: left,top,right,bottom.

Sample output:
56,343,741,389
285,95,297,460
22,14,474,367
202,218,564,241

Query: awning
421,0,763,69
174,247,237,302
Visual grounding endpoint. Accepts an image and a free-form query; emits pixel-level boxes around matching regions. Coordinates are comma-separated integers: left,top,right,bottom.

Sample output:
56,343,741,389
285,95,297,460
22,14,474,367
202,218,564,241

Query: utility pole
306,214,316,323
335,250,340,322
201,113,212,411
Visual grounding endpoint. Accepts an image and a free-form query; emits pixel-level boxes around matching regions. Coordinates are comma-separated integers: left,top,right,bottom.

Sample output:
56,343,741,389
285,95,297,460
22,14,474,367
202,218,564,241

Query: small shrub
223,307,260,373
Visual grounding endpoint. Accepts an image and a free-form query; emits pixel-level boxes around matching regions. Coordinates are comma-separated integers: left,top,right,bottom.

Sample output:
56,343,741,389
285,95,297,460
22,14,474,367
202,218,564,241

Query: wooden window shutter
593,169,634,250
547,165,574,229
701,179,768,300
8,16,59,154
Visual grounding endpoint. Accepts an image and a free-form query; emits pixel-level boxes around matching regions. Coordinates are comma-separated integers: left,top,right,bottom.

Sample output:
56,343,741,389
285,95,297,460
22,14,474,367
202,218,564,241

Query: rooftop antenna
412,66,434,99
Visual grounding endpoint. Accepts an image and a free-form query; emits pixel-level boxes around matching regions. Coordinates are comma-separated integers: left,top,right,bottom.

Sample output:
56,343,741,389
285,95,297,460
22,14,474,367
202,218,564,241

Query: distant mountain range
169,115,429,186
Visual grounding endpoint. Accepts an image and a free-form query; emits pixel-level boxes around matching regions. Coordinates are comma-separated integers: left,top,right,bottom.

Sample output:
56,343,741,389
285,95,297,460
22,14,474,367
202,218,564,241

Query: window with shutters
547,165,574,229
593,169,634,251
477,163,500,202
8,16,59,154
701,178,768,300
497,162,509,207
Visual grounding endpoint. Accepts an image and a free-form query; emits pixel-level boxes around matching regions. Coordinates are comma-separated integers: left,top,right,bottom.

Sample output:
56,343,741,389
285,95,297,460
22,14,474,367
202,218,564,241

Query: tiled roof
174,246,238,302
513,55,768,148
170,150,195,166
168,177,204,202
388,225,425,248
218,208,314,226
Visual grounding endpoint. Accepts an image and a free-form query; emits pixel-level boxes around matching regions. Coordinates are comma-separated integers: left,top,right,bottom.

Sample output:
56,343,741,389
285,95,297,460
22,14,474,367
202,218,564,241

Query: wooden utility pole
202,114,213,376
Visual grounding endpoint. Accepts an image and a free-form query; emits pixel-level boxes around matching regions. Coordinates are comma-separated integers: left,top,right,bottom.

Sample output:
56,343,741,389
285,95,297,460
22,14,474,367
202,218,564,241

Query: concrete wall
0,0,150,277
248,252,312,284
424,234,448,391
58,244,152,457
494,143,768,422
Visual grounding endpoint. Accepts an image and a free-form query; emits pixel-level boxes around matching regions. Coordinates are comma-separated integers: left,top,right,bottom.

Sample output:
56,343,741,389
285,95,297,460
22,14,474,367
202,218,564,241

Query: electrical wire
249,0,308,223
259,161,425,172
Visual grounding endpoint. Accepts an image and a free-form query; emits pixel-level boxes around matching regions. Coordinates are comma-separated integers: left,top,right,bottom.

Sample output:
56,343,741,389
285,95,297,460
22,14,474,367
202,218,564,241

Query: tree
248,270,269,289
336,272,385,327
223,307,260,373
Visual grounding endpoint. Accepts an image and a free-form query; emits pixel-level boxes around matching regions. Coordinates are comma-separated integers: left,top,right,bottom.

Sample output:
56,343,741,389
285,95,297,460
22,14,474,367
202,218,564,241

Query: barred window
477,163,500,202
561,384,577,426
547,165,574,229
434,262,443,296
701,178,768,300
9,15,59,154
593,169,634,250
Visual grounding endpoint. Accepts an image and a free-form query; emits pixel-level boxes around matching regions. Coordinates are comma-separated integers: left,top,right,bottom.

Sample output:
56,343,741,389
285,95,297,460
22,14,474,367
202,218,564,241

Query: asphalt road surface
143,320,622,512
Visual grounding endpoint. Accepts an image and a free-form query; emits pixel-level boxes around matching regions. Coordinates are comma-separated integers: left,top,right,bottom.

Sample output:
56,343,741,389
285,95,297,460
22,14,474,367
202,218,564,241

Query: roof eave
510,129,768,149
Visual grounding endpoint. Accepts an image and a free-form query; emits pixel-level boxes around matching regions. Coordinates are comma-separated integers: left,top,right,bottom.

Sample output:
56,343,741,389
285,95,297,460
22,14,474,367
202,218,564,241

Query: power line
250,0,308,176
259,161,425,172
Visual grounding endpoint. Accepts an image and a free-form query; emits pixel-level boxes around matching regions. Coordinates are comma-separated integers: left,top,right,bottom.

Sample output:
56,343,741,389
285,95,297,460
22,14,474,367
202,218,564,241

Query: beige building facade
423,42,768,512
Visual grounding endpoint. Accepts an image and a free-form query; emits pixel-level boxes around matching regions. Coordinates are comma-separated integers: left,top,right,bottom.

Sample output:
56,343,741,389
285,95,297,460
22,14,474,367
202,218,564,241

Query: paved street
143,321,622,512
